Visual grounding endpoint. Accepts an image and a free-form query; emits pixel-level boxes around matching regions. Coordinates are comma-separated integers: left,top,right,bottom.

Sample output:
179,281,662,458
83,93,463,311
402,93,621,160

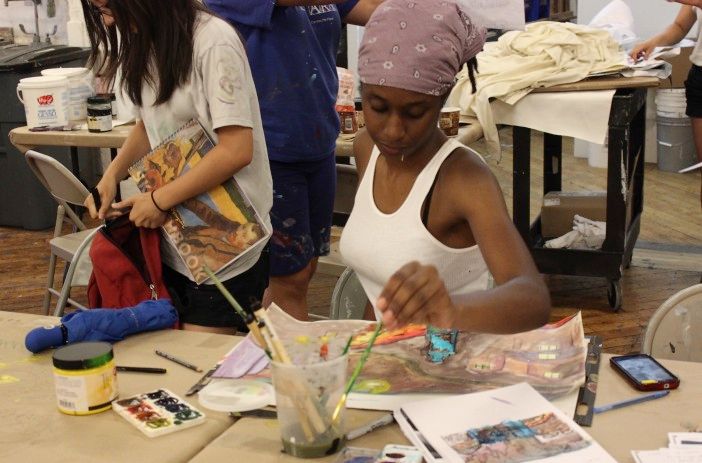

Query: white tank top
339,138,490,319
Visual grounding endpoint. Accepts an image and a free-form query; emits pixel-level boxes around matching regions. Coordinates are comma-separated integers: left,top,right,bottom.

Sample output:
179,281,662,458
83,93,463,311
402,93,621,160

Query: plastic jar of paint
52,341,118,415
86,95,113,133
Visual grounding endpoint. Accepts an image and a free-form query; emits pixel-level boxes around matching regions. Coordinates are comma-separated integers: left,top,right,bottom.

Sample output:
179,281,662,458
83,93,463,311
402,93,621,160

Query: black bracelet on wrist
150,189,168,213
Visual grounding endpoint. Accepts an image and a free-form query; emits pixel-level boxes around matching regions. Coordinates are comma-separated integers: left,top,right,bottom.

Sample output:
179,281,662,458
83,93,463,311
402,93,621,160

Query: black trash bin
0,44,90,230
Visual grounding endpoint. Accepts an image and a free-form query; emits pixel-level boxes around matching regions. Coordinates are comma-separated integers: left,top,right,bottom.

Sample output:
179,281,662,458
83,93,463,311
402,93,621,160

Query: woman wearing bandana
340,0,551,333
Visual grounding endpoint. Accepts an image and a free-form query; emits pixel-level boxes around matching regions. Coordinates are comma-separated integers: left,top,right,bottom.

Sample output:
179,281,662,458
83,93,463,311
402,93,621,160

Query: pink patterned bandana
358,0,486,96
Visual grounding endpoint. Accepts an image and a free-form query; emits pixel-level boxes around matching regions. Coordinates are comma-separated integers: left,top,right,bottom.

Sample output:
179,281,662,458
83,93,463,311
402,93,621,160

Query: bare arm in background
629,5,696,59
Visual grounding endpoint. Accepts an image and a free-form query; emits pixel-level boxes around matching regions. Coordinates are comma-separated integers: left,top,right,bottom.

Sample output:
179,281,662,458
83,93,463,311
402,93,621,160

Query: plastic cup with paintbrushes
203,265,341,456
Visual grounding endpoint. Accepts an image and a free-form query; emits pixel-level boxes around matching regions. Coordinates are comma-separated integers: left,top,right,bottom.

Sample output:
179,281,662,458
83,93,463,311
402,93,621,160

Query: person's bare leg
693,118,702,209
263,257,319,320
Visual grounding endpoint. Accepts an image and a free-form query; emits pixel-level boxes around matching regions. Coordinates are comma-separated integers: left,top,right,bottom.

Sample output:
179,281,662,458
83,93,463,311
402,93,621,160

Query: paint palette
113,388,205,438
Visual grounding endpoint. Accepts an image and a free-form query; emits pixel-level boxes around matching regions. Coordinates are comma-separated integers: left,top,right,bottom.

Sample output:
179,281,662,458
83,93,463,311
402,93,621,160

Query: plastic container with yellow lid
52,341,119,415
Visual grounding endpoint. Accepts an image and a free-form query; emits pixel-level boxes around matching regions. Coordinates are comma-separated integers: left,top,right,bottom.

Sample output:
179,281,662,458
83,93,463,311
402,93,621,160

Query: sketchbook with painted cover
394,383,616,463
127,119,269,284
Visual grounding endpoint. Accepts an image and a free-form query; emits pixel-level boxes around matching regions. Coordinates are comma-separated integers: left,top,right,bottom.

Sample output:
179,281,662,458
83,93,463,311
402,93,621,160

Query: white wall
0,0,69,45
577,0,693,41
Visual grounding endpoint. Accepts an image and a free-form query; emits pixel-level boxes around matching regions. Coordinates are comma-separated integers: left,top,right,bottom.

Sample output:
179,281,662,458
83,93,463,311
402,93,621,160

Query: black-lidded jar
87,95,113,133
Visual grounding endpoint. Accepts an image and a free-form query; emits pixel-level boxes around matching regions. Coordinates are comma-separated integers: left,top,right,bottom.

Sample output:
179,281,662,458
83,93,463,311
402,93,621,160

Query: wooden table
0,311,237,463
10,122,484,160
3,311,701,463
190,353,702,463
9,124,134,177
511,76,660,311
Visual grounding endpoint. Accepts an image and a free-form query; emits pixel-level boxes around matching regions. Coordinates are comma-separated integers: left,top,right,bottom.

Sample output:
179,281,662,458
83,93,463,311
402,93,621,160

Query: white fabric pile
544,214,607,250
588,0,637,50
447,21,627,158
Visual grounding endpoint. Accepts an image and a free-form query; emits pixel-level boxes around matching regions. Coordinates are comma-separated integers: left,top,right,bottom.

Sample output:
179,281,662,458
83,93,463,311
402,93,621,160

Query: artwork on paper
264,304,586,400
444,412,590,463
395,383,615,463
127,120,269,283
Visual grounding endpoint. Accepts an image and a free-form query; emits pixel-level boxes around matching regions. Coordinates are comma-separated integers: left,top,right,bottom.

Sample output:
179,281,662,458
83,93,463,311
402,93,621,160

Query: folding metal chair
25,150,98,316
642,283,702,362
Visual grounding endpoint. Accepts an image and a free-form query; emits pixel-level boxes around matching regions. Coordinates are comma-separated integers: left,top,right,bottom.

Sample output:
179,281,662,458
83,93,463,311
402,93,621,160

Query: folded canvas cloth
447,21,627,158
544,214,607,250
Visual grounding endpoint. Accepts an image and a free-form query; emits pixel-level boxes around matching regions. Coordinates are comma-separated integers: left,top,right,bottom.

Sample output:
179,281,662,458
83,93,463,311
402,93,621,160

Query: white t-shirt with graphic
136,13,272,283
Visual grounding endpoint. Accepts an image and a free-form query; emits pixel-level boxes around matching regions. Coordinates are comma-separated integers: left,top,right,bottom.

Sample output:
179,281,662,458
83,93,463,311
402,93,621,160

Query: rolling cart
511,78,657,311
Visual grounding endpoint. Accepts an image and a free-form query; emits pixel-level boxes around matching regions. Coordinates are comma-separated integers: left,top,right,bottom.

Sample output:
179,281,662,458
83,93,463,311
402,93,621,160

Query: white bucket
655,88,687,119
16,75,70,129
657,115,697,172
41,67,93,121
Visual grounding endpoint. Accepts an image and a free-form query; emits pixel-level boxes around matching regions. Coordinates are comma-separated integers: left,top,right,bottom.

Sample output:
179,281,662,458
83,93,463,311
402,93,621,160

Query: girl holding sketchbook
81,0,272,334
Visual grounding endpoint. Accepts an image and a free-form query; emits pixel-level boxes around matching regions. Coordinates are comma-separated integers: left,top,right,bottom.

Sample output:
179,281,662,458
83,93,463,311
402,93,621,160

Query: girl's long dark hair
81,0,209,106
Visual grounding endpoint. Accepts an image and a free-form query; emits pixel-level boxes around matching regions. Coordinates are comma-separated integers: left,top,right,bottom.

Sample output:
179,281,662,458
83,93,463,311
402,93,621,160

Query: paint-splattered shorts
268,156,336,276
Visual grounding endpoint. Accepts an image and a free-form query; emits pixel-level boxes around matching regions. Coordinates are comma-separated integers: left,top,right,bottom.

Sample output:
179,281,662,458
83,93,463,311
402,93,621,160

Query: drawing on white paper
444,412,590,463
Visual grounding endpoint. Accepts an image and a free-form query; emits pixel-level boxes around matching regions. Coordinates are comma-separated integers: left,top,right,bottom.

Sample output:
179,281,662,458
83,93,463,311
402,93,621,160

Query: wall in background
0,0,69,45
577,0,694,41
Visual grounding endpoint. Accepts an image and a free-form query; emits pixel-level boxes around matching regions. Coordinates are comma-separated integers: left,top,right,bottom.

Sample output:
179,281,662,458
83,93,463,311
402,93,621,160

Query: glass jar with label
86,95,113,133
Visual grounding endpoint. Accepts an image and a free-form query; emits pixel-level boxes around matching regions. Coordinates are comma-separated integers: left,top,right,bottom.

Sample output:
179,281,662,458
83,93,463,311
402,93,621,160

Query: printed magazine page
396,383,616,463
128,120,269,283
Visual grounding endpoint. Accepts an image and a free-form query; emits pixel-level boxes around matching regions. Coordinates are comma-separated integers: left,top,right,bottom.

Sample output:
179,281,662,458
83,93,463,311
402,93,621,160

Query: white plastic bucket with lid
16,75,70,128
41,67,93,121
655,88,687,119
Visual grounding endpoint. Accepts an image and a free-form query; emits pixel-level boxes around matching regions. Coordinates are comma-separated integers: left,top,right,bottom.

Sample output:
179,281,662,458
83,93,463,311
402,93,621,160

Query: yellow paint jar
52,341,118,415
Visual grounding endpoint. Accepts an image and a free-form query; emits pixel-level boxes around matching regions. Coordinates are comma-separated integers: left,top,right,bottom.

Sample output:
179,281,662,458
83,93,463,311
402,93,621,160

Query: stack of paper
632,433,702,463
394,383,616,463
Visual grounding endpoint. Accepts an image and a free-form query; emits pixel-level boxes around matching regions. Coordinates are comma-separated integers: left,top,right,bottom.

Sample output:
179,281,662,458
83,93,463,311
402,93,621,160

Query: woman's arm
84,120,152,219
630,5,696,59
377,152,550,334
344,0,385,26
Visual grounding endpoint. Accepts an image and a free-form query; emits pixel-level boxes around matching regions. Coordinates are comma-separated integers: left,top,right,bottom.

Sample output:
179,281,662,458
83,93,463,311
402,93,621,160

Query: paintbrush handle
202,266,248,319
331,323,384,423
344,322,383,396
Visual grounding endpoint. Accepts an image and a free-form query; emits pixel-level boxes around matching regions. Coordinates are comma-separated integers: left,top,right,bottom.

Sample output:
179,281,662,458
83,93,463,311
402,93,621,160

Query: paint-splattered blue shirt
205,0,360,162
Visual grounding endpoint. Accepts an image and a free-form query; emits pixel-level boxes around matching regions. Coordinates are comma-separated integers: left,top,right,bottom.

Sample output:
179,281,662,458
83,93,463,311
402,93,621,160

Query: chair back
333,163,358,226
642,284,702,362
330,267,368,320
25,150,90,229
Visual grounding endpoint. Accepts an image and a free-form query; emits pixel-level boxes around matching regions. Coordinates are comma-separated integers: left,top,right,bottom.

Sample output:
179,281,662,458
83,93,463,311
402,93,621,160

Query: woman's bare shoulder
442,146,494,184
439,145,504,210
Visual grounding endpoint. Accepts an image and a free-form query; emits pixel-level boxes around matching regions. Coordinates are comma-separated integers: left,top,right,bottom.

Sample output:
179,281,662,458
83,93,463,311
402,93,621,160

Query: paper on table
212,336,269,378
632,448,702,463
669,432,702,447
396,383,616,463
348,384,580,419
492,90,616,145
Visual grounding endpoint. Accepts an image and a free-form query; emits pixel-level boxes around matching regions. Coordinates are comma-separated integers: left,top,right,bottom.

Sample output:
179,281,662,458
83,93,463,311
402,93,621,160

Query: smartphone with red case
610,354,680,391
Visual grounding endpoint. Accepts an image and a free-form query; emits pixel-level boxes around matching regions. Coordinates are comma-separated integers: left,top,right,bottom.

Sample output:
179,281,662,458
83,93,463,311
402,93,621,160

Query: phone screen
615,356,675,382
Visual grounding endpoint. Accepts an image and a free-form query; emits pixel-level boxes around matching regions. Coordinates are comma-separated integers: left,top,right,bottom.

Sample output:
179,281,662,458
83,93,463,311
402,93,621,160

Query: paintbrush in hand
331,322,384,423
